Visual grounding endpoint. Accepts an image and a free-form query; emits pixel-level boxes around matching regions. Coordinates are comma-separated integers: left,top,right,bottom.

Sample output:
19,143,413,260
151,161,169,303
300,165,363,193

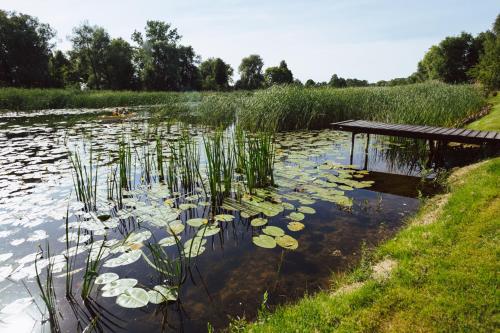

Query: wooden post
350,132,355,165
364,134,370,169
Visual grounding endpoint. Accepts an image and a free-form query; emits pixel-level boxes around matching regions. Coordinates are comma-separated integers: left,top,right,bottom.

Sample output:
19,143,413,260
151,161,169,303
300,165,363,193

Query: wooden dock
331,120,500,144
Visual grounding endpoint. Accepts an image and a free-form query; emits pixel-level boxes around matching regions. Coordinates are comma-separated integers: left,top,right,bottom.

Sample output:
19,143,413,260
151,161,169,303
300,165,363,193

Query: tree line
0,9,498,91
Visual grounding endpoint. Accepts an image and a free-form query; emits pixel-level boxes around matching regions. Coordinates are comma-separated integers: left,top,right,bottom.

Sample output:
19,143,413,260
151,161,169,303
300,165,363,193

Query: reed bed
238,82,486,131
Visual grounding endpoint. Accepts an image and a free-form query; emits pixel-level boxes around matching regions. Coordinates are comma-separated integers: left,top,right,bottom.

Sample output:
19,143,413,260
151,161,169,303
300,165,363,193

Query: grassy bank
234,158,499,332
468,93,500,131
239,82,486,131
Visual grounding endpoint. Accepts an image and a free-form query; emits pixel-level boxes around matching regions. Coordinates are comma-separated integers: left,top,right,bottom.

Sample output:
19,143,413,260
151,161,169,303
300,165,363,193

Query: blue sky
2,0,498,82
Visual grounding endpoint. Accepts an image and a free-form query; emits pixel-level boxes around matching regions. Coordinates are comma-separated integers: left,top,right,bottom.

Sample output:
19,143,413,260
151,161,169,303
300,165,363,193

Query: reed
81,241,106,300
238,82,486,131
35,244,61,333
203,129,234,206
69,148,99,211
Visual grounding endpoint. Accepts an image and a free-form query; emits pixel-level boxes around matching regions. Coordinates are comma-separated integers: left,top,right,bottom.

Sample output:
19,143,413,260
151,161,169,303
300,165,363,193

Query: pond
0,109,494,332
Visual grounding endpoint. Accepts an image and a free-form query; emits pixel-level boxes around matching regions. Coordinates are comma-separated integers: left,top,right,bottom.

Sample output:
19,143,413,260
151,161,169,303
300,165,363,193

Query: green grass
239,82,486,131
235,158,499,332
468,93,500,131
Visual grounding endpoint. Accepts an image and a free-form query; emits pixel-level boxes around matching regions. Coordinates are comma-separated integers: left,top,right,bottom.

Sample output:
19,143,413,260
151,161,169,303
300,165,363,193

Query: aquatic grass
69,148,99,211
241,131,275,193
239,82,486,131
118,138,133,190
156,132,166,182
35,244,61,333
203,129,235,207
81,241,106,300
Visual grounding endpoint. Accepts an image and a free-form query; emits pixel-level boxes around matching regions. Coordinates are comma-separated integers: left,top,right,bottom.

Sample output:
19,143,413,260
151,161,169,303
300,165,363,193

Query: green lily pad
214,214,235,222
252,235,276,249
101,278,137,291
281,202,295,210
250,218,268,227
158,236,179,247
167,221,185,235
196,225,220,237
287,221,305,231
179,203,197,210
262,226,285,237
298,206,316,214
116,288,149,308
187,218,208,227
276,235,299,250
95,272,119,285
148,285,177,304
103,250,142,268
287,212,305,221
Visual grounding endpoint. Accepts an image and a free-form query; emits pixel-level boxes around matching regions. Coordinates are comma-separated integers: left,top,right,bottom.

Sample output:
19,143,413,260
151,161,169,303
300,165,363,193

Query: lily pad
186,218,208,227
196,225,220,237
95,272,119,285
101,278,137,291
116,288,149,308
262,226,285,237
158,236,179,247
287,212,305,221
103,250,142,268
287,221,305,231
250,218,268,227
179,203,197,210
167,221,185,235
298,206,316,214
252,235,276,249
214,214,235,222
148,285,178,304
276,235,299,250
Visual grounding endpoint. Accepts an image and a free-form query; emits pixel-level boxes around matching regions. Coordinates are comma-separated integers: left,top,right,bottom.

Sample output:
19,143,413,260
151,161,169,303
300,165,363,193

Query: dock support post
363,134,370,169
350,132,356,165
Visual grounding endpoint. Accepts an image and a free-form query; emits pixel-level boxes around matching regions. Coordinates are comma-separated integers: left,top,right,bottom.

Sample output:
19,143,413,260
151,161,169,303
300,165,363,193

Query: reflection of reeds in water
144,242,185,287
69,149,99,211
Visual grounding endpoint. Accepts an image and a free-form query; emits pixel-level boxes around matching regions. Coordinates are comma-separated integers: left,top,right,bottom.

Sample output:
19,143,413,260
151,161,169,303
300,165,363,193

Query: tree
417,32,485,83
132,21,200,91
104,38,136,90
0,10,55,87
199,57,233,90
69,23,111,89
48,50,70,88
236,54,264,90
264,60,293,86
329,74,346,88
471,14,500,91
304,79,316,87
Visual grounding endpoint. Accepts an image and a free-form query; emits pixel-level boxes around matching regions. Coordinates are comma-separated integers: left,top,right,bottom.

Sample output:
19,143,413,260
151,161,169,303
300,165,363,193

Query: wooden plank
467,130,482,137
449,128,467,136
486,131,497,139
441,128,459,135
460,129,473,136
476,131,489,138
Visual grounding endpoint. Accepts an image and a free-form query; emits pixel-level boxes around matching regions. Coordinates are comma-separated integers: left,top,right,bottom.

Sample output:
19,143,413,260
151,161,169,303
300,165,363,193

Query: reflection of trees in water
370,136,428,176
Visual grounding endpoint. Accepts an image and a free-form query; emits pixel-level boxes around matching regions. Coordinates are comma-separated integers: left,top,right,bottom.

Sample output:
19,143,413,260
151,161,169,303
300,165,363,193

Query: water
0,109,494,332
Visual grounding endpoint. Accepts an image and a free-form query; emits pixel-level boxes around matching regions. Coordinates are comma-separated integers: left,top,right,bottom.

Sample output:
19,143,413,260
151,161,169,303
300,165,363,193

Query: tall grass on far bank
239,82,486,131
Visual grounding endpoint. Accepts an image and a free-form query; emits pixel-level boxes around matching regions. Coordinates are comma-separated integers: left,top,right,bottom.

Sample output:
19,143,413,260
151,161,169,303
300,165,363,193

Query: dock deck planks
331,120,500,144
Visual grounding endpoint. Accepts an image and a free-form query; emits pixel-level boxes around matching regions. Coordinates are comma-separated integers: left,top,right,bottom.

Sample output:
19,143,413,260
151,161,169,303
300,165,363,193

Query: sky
2,0,498,83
